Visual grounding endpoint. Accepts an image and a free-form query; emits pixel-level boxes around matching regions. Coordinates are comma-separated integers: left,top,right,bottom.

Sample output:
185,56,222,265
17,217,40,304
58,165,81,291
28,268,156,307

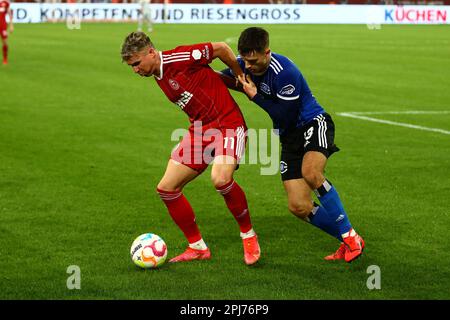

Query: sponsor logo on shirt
192,49,202,60
175,91,193,109
260,82,271,95
202,45,210,60
279,84,296,96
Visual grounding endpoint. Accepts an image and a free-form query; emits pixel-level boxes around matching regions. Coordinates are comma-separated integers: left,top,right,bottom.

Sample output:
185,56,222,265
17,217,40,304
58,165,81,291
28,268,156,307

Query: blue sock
308,203,343,241
315,180,352,236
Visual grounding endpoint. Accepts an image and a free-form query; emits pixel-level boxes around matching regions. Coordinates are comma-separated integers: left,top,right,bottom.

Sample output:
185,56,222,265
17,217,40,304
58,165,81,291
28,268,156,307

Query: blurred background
1,0,449,302
8,0,450,6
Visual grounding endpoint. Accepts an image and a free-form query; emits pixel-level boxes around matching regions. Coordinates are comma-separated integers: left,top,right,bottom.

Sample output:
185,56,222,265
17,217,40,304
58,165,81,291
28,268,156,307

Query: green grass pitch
0,23,449,300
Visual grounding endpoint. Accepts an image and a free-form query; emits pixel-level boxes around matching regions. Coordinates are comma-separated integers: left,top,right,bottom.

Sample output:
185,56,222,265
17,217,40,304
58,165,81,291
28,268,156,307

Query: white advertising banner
10,3,450,25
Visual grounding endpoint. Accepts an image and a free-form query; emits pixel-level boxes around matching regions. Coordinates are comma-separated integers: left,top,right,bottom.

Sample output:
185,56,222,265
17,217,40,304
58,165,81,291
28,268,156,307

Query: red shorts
171,122,247,173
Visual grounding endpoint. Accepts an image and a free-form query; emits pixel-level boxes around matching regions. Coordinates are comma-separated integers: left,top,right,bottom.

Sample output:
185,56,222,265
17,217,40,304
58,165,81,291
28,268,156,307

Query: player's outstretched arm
212,42,244,80
216,71,244,93
8,7,13,33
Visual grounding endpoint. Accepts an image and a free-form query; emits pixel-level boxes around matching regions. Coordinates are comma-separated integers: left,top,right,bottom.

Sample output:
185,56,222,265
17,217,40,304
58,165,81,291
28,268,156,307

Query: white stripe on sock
189,239,208,250
240,228,256,239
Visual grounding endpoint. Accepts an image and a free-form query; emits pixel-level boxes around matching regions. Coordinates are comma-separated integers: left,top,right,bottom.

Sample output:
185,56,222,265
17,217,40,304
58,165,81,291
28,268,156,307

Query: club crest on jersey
175,91,193,109
192,49,202,60
260,83,271,95
279,84,295,96
280,161,288,174
169,79,179,90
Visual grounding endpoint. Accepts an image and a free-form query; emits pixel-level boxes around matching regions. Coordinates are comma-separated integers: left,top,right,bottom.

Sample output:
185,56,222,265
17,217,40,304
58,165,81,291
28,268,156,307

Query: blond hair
121,32,154,62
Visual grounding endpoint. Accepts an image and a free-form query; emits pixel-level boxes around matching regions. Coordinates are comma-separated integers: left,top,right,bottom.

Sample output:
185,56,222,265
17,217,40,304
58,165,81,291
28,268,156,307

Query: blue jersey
222,53,325,135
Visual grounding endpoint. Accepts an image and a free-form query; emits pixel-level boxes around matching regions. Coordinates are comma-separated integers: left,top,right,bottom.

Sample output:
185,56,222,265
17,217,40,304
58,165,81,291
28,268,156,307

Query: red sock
2,44,7,62
157,188,202,244
216,180,253,233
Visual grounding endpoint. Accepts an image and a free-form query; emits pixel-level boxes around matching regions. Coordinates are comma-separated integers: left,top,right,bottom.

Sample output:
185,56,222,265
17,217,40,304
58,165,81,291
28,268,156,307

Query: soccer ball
130,233,168,269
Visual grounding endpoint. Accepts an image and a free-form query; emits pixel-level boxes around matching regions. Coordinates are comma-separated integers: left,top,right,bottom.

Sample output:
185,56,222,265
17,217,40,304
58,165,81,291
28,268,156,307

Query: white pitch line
342,111,450,115
337,112,450,135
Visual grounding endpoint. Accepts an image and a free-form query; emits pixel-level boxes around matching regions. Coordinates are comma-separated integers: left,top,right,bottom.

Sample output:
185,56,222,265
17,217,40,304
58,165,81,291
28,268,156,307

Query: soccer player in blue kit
220,27,365,262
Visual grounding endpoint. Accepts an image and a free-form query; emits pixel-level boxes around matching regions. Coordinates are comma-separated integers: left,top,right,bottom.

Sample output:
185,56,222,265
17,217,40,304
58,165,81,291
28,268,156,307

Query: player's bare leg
157,159,211,263
1,37,7,65
157,159,199,192
284,178,345,260
301,151,327,190
302,151,364,262
284,178,314,220
212,156,260,265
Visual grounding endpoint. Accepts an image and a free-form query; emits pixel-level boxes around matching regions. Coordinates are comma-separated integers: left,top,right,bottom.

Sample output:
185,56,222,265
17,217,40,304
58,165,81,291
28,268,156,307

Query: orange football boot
169,247,211,263
343,230,365,263
324,242,346,261
243,235,261,265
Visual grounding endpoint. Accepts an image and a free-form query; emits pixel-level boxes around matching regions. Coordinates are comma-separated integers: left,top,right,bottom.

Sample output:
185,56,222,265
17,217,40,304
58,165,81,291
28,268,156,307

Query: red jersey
155,43,245,129
0,0,10,27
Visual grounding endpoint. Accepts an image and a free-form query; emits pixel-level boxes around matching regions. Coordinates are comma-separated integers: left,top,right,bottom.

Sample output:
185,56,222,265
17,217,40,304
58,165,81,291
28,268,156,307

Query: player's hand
234,77,243,90
237,74,257,99
9,25,13,33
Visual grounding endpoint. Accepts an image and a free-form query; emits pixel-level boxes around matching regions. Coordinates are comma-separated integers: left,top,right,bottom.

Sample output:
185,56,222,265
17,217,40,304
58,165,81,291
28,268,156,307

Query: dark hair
238,27,269,55
121,31,154,62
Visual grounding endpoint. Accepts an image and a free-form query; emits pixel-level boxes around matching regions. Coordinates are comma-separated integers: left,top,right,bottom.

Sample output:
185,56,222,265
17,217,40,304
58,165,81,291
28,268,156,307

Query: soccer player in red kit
0,0,13,65
121,32,260,265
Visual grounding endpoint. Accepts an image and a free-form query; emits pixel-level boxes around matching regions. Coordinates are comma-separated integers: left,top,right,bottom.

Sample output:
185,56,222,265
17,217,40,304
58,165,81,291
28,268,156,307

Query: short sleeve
170,43,214,66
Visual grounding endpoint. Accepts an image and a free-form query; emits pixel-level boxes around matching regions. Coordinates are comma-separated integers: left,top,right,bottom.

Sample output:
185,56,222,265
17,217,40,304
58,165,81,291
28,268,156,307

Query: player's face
127,47,159,77
241,49,271,76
